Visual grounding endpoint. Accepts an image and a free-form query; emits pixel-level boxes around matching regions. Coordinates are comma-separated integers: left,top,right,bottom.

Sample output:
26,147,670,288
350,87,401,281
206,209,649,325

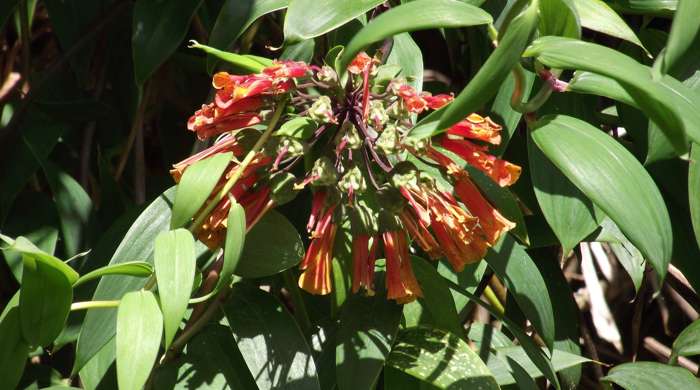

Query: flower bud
339,166,367,194
376,124,399,155
309,96,336,123
278,136,305,157
368,100,389,125
344,125,363,149
403,136,428,152
311,157,337,185
316,65,338,84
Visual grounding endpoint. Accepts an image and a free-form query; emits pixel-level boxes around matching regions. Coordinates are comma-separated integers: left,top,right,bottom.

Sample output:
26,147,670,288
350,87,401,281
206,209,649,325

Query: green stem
189,98,288,234
19,0,31,86
483,286,505,316
70,300,120,311
283,269,313,335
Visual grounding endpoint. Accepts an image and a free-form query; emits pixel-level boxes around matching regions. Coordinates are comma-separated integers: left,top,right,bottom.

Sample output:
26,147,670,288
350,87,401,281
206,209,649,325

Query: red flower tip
383,231,422,303
351,235,378,295
298,206,337,295
347,52,374,75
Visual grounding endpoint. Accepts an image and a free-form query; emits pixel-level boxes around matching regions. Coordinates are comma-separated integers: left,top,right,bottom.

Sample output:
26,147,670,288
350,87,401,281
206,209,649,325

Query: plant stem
189,98,288,233
70,300,120,311
483,286,505,316
283,269,313,335
19,0,31,90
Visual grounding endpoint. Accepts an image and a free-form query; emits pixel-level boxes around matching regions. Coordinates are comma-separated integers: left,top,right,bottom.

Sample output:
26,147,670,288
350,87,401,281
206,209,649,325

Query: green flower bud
376,124,399,155
311,157,337,185
309,96,335,123
316,65,338,84
345,125,363,149
338,166,367,194
368,100,389,125
278,136,305,157
403,136,428,152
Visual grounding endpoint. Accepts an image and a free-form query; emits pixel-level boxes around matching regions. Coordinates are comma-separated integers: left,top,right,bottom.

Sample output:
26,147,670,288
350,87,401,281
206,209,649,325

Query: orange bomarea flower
298,205,337,295
351,234,378,295
446,113,502,144
347,52,374,75
440,137,521,187
398,84,453,114
187,101,263,140
263,60,311,79
383,231,422,303
453,171,515,245
170,134,243,182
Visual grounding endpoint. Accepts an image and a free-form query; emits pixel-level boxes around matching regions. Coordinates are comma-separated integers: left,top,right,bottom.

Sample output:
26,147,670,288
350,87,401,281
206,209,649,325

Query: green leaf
387,327,499,389
662,0,700,77
18,250,74,347
73,262,153,288
432,1,539,133
572,0,646,51
607,0,676,15
528,135,602,252
74,188,176,374
208,0,289,72
690,143,700,250
171,152,232,229
116,290,163,390
602,362,700,390
491,70,536,156
223,283,320,390
155,229,196,350
671,318,700,362
188,40,268,73
132,0,204,85
485,235,555,349
0,0,20,30
336,290,402,390
567,71,636,108
385,33,424,91
275,117,318,139
236,209,305,277
281,39,316,62
488,346,590,386
284,0,384,43
524,36,700,152
0,235,78,283
438,261,487,319
153,324,258,389
539,0,581,38
531,115,672,281
338,0,492,71
219,202,246,290
597,218,645,292
0,295,29,390
406,257,462,335
78,338,116,390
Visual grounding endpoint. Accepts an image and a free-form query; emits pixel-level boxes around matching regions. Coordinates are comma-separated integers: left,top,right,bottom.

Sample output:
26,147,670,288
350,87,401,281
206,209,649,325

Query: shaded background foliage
1,0,700,389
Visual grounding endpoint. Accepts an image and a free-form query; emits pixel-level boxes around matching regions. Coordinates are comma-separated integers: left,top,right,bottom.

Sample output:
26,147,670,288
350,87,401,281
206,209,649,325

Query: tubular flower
173,51,523,303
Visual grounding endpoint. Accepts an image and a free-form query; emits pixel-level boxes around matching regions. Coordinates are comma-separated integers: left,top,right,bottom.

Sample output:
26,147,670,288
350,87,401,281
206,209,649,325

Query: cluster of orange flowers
172,52,521,303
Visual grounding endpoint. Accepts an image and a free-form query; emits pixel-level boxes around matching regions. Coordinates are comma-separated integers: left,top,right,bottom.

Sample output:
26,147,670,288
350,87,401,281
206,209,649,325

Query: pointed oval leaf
20,253,73,347
284,0,384,43
539,0,581,38
434,1,539,132
75,188,175,373
236,210,304,277
385,33,423,91
490,346,590,386
153,324,258,389
336,289,402,390
171,152,232,229
220,203,246,287
0,235,79,283
528,135,602,252
662,0,700,76
485,235,556,349
73,261,153,288
406,256,462,335
223,283,320,390
155,229,196,349
531,114,672,280
523,36,700,151
208,0,289,72
116,290,163,390
602,362,700,390
568,71,637,108
338,0,492,71
671,318,700,362
572,0,646,50
190,41,269,73
0,297,29,390
387,327,500,389
132,0,203,85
